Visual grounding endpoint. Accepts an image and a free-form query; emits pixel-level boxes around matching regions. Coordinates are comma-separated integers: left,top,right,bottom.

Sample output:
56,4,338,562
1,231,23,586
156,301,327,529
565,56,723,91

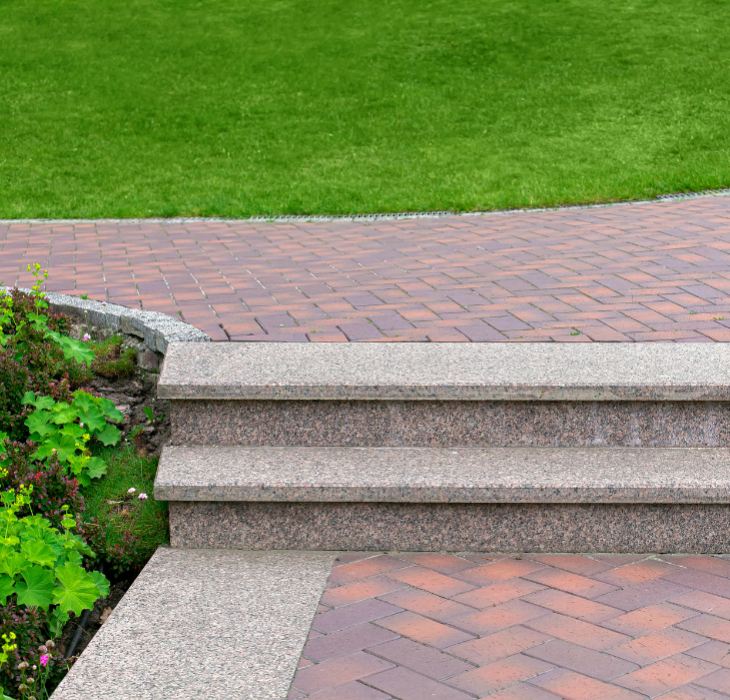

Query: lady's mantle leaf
53,562,101,615
0,575,14,605
96,423,121,446
16,566,55,608
90,570,110,598
21,540,56,568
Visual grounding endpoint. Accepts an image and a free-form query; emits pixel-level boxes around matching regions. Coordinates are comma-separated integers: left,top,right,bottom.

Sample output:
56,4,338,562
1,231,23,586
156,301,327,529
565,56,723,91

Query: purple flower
40,655,49,667
83,333,91,341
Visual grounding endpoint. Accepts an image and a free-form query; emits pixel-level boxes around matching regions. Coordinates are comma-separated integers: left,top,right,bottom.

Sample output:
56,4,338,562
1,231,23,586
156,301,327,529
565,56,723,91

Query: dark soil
89,370,170,458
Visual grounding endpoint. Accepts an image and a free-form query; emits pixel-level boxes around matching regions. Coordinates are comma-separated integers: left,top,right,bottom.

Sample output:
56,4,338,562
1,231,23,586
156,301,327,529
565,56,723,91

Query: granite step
155,445,730,553
158,343,730,447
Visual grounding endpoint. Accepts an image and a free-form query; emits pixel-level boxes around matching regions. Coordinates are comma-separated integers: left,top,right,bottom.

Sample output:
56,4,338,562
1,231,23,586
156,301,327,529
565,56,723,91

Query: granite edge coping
154,446,730,504
3,287,210,354
50,547,336,700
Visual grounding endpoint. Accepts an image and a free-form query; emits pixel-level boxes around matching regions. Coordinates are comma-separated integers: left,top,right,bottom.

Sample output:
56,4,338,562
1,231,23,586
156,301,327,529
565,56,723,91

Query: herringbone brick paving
5,197,730,342
291,553,730,699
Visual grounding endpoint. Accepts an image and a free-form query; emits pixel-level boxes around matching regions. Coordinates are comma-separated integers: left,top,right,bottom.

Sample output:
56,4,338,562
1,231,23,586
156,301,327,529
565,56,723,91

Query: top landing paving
5,197,730,342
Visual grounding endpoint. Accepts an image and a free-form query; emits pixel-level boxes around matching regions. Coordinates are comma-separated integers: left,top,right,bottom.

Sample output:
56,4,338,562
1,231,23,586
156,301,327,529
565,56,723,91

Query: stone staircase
155,342,730,553
54,341,730,699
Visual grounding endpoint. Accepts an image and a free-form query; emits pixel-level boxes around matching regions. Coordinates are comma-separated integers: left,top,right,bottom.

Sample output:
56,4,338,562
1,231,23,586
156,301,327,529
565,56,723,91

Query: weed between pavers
0,268,169,699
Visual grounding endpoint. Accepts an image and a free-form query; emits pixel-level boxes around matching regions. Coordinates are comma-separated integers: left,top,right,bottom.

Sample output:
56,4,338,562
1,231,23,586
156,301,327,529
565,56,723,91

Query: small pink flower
40,655,49,667
83,333,91,341
128,487,136,494
138,493,148,500
101,301,107,307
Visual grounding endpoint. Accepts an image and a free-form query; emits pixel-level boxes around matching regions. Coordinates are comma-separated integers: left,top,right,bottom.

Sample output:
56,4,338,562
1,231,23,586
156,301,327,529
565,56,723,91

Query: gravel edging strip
2,188,730,225
4,287,210,355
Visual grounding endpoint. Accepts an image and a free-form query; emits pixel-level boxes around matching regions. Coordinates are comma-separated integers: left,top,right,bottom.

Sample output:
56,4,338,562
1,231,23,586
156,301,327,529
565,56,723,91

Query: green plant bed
2,0,730,218
0,272,169,698
81,446,168,576
87,336,137,382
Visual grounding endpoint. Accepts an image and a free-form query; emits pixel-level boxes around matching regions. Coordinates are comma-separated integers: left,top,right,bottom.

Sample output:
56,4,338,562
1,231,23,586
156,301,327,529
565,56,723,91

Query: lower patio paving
293,552,730,699
5,196,730,342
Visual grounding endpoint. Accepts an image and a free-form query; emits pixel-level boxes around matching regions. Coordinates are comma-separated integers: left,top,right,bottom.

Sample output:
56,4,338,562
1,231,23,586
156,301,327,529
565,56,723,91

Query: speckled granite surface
158,343,730,401
51,548,335,700
156,446,730,504
170,399,730,447
169,502,730,553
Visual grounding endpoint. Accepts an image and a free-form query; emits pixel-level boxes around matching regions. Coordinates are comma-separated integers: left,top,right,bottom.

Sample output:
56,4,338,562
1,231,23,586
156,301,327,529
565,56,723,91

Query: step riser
169,501,730,553
171,399,730,447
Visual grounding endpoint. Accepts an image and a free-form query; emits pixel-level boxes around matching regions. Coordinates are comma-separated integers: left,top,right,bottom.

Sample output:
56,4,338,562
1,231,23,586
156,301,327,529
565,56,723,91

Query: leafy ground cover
2,0,730,217
0,273,168,698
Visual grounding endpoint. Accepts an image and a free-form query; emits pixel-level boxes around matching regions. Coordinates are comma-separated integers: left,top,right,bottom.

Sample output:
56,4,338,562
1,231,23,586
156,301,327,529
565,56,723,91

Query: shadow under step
156,445,730,553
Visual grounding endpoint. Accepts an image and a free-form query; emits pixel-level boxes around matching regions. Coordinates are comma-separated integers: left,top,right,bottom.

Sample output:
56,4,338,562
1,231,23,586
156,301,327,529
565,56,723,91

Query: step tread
156,446,730,504
158,343,730,401
52,547,335,700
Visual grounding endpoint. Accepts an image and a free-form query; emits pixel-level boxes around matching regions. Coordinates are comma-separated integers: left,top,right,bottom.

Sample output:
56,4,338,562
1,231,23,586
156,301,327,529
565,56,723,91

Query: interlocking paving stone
686,640,730,668
375,611,475,649
365,666,473,700
296,680,392,699
377,588,477,623
291,652,396,695
593,578,693,611
529,668,645,700
613,654,721,696
11,197,730,342
447,626,551,665
596,559,684,587
524,612,632,651
659,684,730,700
670,591,730,620
610,628,708,666
293,552,730,699
366,638,474,680
302,623,400,663
451,600,551,637
695,668,730,693
678,615,730,644
453,579,547,609
445,654,555,695
522,567,619,599
456,559,547,586
522,639,639,681
601,603,700,636
387,567,476,598
311,598,403,633
519,588,623,623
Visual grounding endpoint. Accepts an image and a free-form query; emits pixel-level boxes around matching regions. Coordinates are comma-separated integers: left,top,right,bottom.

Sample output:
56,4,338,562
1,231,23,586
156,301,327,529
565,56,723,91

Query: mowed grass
2,0,730,217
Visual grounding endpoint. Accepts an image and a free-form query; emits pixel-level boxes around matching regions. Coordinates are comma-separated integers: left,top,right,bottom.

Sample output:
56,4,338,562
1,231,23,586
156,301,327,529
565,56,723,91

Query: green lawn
2,0,730,218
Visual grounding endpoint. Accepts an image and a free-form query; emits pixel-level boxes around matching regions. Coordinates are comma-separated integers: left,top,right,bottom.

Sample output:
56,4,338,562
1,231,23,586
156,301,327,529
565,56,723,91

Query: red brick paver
291,553,730,699
7,197,730,342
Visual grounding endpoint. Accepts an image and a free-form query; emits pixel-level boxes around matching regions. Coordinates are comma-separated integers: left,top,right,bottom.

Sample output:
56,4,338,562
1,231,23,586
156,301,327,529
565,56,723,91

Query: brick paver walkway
293,552,730,699
4,197,730,342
